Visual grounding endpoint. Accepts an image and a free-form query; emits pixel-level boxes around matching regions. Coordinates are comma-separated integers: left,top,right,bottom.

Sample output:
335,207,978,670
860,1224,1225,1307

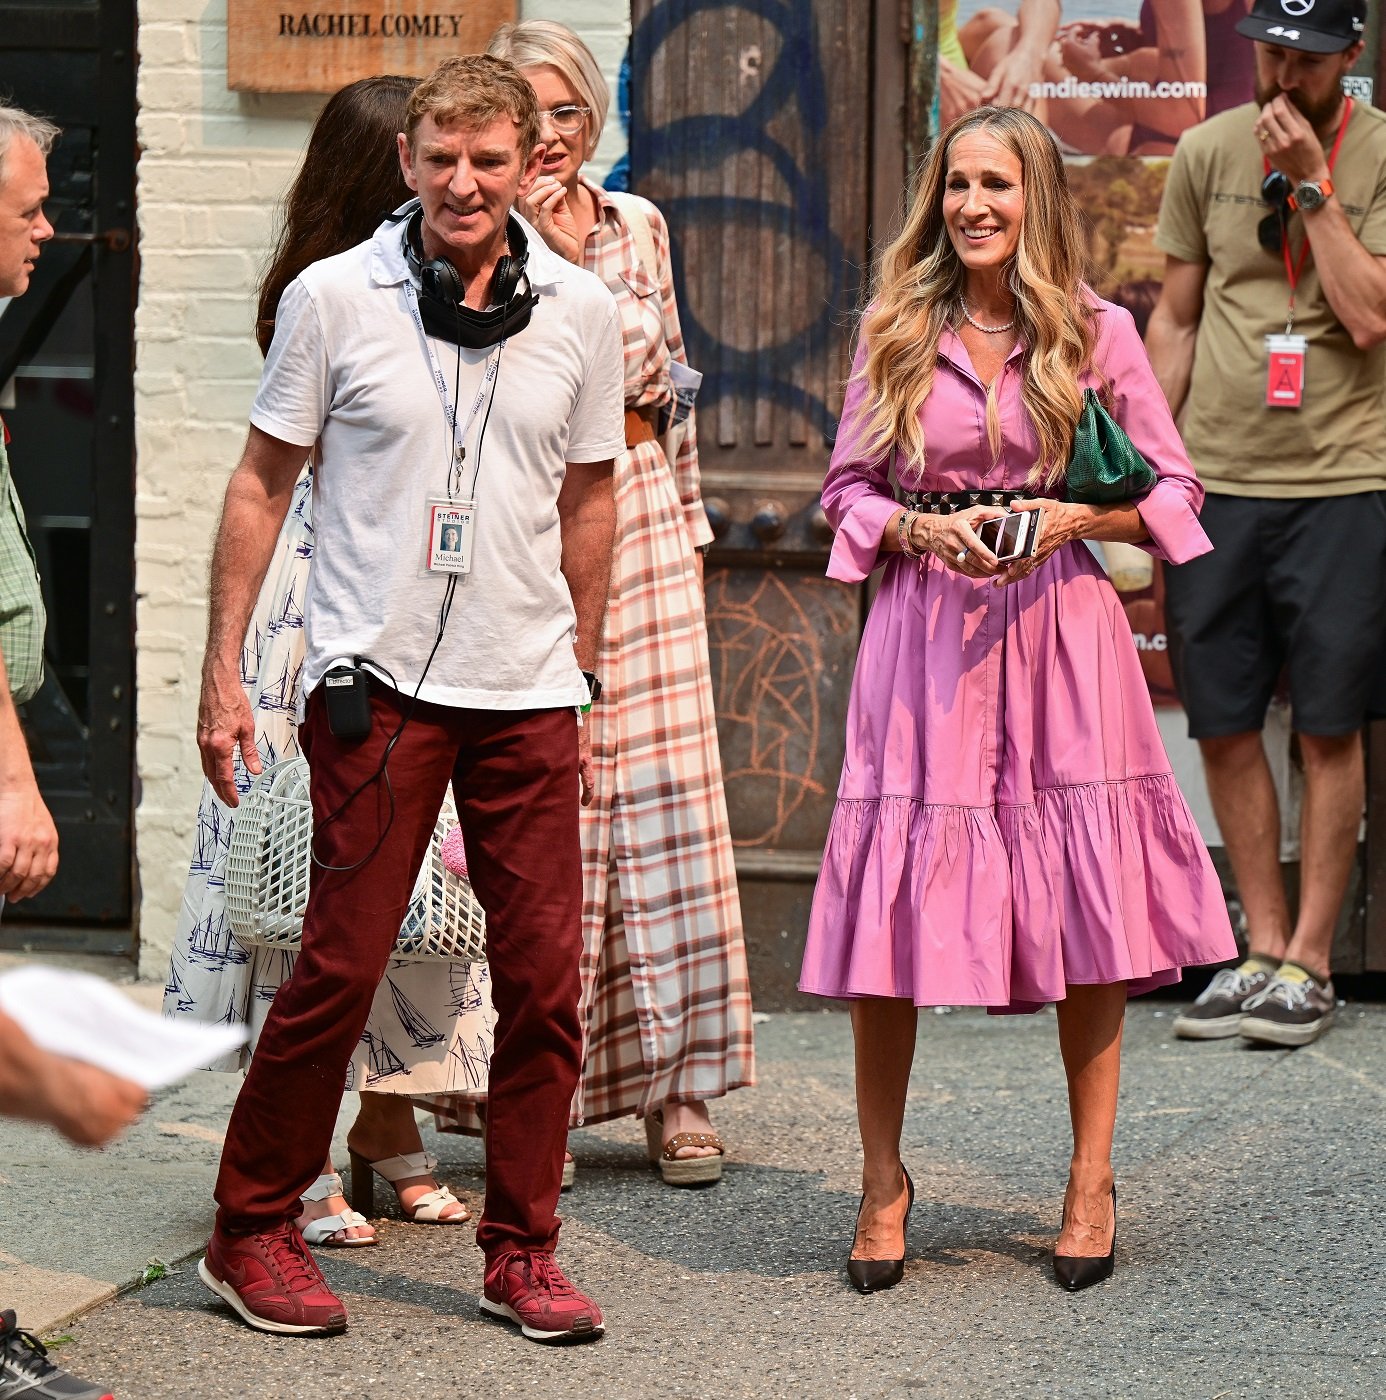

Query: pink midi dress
799,299,1237,1011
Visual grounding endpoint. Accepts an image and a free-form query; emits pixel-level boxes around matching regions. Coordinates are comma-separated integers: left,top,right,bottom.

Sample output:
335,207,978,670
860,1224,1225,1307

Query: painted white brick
143,248,259,289
137,114,191,156
137,23,194,67
141,67,225,114
189,205,278,249
534,0,626,31
142,0,222,25
136,289,188,325
139,160,254,204
133,370,185,406
196,23,230,67
186,294,261,338
136,204,190,251
171,379,258,424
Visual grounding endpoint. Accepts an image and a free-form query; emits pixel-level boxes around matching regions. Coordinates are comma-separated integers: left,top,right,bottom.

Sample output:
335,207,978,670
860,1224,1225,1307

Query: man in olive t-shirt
1147,0,1386,1049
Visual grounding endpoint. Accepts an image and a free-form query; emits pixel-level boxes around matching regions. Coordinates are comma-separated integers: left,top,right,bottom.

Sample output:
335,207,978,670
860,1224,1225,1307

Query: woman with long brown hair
164,75,481,1246
800,106,1235,1293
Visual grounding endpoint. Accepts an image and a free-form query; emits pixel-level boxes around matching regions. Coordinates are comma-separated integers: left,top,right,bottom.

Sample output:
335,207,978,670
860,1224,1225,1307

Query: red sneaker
480,1251,605,1344
198,1223,348,1335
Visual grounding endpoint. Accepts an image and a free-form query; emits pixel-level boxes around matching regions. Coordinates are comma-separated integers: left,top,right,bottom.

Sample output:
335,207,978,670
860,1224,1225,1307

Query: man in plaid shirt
0,103,57,907
0,101,145,1400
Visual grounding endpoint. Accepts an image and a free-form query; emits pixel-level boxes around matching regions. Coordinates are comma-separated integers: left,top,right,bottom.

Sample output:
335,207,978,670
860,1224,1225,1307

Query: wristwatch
1291,177,1334,212
581,670,602,706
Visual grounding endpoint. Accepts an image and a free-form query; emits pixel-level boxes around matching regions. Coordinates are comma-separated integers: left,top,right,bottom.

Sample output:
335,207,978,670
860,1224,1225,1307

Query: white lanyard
402,280,502,490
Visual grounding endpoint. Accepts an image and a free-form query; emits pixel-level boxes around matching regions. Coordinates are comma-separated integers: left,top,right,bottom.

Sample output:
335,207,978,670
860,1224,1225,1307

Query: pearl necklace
959,299,1016,334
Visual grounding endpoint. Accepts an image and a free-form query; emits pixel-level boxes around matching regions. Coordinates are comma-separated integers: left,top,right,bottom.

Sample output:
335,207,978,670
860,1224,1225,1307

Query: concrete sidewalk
4,972,1384,1398
1,955,240,1332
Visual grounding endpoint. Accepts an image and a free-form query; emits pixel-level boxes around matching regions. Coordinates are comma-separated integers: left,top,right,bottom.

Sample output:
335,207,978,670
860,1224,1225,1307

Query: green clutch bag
1065,388,1158,504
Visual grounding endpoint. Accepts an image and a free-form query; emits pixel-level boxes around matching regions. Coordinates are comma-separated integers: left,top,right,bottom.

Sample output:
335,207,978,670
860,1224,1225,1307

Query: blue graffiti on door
626,0,852,437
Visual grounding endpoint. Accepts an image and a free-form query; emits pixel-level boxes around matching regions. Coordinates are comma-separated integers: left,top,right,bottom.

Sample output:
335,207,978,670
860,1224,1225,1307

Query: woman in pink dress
799,106,1236,1294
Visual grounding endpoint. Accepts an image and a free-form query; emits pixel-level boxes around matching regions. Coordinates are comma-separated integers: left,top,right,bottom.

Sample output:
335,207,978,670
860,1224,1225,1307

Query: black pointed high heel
1052,1184,1116,1292
846,1168,914,1295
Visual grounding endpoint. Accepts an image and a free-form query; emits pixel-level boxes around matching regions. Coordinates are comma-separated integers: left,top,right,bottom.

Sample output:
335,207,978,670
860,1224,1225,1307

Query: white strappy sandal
297,1172,377,1247
347,1150,471,1224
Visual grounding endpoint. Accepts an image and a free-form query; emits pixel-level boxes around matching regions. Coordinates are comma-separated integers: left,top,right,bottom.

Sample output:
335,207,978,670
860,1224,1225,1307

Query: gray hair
0,103,60,182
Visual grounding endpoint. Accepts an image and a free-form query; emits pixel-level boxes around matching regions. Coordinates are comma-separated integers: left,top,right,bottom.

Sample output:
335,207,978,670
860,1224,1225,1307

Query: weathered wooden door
628,0,907,1003
0,0,137,946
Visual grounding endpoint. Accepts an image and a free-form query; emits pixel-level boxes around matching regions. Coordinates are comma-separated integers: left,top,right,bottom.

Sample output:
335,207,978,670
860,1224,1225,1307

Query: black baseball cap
1236,0,1368,52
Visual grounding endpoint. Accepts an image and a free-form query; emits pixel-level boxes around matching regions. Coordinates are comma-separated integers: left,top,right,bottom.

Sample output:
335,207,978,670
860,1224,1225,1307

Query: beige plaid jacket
432,183,755,1131
573,181,754,1122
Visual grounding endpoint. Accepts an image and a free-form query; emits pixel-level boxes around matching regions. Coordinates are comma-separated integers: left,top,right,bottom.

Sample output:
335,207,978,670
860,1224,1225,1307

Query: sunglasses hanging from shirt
403,208,538,348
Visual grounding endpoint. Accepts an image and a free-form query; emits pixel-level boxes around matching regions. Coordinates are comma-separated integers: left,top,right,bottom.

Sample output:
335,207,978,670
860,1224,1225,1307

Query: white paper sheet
0,966,246,1090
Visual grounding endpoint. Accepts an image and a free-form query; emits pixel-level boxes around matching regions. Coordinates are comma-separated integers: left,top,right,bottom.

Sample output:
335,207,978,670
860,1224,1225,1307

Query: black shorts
1164,492,1386,738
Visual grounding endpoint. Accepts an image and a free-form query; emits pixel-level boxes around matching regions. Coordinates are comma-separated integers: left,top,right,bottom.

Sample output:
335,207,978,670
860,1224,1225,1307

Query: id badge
424,497,476,575
1265,334,1307,409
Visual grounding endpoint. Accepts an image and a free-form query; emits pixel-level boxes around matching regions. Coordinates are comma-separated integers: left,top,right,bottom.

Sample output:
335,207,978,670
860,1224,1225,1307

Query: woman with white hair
427,19,755,1188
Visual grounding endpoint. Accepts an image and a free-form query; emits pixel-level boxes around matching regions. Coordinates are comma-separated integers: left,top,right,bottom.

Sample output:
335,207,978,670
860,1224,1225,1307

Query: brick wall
133,0,631,976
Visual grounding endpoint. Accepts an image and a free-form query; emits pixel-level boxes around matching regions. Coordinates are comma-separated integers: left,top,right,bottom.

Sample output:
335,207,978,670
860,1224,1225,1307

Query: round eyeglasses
539,105,591,136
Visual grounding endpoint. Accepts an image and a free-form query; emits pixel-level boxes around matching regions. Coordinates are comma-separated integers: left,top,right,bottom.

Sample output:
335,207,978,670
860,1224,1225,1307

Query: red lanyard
1265,97,1352,331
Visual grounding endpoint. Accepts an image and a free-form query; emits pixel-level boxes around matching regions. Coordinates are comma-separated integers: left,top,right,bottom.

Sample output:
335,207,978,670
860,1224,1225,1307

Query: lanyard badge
1265,333,1307,408
425,496,477,575
402,278,503,576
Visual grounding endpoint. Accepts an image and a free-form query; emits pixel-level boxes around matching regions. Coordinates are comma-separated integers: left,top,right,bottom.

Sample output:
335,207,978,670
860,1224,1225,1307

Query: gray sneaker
1239,962,1336,1047
1172,957,1278,1040
0,1310,112,1399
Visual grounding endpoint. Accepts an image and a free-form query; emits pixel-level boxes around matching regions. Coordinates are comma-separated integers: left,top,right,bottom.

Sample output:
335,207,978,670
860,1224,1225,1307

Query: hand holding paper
0,965,247,1092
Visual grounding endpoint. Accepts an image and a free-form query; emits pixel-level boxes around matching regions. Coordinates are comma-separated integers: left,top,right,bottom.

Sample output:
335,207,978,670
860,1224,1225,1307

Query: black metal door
0,1,136,945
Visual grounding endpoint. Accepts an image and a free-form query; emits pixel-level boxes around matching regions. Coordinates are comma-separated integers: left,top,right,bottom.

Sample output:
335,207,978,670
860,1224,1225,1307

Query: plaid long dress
432,182,755,1129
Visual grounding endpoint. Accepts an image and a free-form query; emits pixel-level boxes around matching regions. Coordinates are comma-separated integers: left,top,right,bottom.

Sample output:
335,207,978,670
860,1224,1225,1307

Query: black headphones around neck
403,208,537,348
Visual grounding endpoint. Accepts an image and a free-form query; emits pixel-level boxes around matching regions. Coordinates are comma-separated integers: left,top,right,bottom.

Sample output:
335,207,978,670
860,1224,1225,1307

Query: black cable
311,255,509,873
469,331,506,501
309,580,457,874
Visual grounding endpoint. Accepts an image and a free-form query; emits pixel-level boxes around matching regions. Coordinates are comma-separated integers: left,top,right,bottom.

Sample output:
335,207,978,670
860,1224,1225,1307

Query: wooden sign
227,0,516,93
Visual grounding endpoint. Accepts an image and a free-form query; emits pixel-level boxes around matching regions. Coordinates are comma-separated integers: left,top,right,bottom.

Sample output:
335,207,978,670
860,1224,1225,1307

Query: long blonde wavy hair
858,107,1097,490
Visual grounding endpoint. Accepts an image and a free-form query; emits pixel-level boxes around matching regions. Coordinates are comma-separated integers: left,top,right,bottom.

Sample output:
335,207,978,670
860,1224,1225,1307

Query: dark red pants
214,685,583,1261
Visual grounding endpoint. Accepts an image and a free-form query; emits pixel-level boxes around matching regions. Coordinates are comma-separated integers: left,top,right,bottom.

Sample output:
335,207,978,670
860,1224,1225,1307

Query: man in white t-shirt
194,56,624,1345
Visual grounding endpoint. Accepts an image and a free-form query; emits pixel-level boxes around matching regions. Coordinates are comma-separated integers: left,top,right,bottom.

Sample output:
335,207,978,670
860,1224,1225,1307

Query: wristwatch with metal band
1291,176,1334,212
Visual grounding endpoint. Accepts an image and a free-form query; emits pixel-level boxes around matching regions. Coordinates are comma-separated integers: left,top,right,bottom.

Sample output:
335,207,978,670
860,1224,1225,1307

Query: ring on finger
956,548,968,563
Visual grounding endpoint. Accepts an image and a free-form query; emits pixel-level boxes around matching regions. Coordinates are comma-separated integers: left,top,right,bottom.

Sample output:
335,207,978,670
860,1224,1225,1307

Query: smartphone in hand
976,511,1040,562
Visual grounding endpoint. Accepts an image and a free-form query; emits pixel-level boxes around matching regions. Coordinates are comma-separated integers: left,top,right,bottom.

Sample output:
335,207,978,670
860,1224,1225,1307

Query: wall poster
938,0,1259,705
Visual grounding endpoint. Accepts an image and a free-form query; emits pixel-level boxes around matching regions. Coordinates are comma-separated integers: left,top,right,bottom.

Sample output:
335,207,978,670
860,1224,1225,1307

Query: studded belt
900,488,1028,515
